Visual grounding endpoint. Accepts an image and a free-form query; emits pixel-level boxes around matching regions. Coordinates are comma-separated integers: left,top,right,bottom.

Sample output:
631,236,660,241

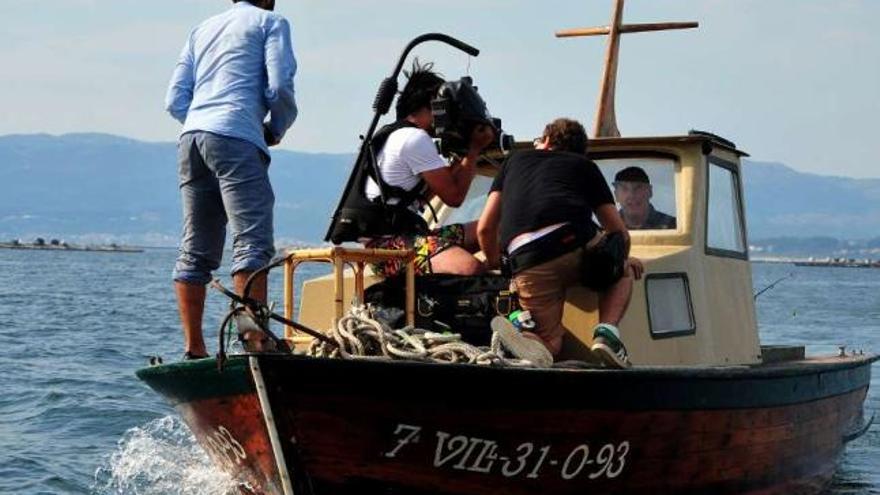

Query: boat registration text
383,423,629,481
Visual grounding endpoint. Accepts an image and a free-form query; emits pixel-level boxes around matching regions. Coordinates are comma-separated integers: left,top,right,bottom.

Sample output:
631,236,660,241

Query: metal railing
280,246,416,344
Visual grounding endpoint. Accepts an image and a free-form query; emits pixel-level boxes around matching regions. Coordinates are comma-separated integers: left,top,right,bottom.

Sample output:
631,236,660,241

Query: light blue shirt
165,2,298,155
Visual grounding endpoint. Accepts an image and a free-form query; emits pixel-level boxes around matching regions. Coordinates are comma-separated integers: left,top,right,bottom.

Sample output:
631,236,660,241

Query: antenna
556,0,698,138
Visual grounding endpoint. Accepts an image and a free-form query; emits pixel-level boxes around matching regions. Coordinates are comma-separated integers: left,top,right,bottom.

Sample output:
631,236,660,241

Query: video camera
431,77,515,157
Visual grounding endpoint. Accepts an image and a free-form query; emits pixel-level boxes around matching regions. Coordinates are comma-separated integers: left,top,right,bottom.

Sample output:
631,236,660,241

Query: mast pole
555,0,698,138
594,0,625,138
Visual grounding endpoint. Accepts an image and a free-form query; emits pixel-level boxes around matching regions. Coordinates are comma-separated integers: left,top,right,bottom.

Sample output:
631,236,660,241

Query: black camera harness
327,120,437,243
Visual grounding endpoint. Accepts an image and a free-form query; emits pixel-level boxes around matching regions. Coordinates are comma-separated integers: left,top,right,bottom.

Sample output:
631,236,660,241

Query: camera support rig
324,33,480,243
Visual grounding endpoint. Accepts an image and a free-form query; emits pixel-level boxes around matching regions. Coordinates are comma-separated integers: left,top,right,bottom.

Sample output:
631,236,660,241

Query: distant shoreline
0,242,321,253
0,243,143,253
752,256,880,268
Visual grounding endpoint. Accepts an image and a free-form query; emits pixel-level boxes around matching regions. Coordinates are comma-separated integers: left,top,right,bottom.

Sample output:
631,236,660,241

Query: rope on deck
308,305,544,367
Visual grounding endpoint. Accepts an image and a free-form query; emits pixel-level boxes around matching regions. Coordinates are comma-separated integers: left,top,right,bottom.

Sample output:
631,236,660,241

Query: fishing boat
138,2,877,494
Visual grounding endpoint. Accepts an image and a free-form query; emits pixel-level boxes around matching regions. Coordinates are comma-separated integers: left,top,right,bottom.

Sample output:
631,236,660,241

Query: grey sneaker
590,323,631,369
490,316,554,367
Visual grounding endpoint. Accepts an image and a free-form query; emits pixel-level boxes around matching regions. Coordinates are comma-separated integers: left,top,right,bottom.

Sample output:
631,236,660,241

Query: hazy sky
1,1,878,178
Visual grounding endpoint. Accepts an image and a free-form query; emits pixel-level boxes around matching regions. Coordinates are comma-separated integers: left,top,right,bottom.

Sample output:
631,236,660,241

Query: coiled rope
308,305,543,368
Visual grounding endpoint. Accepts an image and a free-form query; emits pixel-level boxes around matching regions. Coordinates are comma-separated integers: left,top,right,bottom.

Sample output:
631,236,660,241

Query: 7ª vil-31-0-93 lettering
383,423,630,481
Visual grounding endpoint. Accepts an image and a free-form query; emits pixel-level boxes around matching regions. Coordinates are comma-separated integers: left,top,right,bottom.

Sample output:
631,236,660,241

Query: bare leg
232,271,275,352
429,246,485,275
233,271,267,303
175,281,208,357
598,271,634,326
461,221,480,252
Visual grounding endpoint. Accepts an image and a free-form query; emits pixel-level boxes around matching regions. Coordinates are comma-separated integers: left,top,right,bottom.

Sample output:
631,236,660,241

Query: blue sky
1,0,878,178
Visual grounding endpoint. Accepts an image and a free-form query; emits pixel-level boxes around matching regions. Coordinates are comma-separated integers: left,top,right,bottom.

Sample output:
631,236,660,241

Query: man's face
614,181,652,219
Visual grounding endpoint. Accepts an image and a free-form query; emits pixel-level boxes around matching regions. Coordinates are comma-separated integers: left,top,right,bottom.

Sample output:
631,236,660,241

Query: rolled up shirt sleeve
263,17,298,141
165,32,195,124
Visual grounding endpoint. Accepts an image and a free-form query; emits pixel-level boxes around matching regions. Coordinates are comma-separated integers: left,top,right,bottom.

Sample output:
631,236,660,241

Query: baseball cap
614,166,650,184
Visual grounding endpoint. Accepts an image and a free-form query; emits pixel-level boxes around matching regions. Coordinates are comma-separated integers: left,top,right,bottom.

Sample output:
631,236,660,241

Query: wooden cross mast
556,0,698,138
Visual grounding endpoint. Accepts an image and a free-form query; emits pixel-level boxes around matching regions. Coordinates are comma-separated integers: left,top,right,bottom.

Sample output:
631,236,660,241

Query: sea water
0,249,876,494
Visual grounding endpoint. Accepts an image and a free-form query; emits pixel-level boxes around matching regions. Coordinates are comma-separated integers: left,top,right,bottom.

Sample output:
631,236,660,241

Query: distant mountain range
1,133,879,254
741,159,880,244
0,133,351,246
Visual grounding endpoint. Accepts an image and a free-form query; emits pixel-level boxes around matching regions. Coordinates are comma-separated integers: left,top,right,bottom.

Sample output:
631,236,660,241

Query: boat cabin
293,131,761,367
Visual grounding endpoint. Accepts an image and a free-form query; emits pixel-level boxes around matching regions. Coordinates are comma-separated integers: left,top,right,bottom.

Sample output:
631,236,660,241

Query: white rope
309,305,542,367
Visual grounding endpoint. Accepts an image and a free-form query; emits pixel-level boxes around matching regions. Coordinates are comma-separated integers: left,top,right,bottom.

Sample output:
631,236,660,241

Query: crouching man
477,118,643,368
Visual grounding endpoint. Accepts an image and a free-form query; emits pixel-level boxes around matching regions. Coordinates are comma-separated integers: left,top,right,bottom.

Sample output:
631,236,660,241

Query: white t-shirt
365,127,448,204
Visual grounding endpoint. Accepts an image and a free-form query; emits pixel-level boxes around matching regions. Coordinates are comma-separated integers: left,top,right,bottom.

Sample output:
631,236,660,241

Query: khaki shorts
510,234,602,355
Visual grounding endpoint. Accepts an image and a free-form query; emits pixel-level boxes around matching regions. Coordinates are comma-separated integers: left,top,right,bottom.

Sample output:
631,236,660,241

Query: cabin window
706,158,747,258
646,273,696,338
595,157,678,231
439,174,494,226
440,155,680,232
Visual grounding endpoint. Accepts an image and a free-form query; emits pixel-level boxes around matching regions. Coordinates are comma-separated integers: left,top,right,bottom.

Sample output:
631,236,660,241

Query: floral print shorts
364,224,466,278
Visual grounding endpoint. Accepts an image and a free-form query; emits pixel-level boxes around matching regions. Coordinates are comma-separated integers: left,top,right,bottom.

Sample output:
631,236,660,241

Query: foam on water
92,415,239,495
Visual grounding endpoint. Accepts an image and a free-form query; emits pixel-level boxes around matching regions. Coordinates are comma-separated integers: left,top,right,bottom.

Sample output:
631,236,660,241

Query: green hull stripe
136,356,253,404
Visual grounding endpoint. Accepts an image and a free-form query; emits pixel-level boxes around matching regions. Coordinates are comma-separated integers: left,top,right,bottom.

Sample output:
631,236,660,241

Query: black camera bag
581,231,627,291
365,273,518,346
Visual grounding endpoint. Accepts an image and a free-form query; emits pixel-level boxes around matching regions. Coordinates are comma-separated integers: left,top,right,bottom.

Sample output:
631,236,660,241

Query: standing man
165,0,297,359
477,118,643,368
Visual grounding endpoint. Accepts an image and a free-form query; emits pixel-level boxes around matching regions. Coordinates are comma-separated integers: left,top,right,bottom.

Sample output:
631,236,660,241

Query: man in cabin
477,118,644,368
362,60,496,278
164,0,297,359
613,166,676,230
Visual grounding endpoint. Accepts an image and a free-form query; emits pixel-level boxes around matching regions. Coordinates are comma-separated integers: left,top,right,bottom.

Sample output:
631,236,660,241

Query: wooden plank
555,22,699,38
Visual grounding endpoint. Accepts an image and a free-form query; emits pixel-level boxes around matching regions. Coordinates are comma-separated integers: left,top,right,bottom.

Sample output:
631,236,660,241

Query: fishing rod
753,272,794,300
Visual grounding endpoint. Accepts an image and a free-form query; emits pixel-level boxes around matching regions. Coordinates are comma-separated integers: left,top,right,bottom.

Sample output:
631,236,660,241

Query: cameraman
477,118,644,368
363,61,495,277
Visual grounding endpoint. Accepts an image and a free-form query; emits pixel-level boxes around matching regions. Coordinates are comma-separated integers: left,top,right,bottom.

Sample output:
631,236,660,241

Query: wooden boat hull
137,354,876,495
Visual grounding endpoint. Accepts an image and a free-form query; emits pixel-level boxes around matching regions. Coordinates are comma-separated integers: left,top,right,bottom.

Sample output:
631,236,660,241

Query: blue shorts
173,131,275,285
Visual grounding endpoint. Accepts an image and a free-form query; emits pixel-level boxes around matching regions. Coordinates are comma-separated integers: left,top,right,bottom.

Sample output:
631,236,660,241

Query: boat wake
92,415,240,495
